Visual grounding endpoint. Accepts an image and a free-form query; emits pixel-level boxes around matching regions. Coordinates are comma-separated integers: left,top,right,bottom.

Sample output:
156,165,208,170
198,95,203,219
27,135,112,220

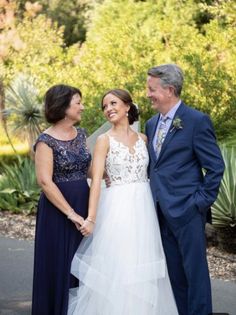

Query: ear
126,104,130,112
168,86,176,97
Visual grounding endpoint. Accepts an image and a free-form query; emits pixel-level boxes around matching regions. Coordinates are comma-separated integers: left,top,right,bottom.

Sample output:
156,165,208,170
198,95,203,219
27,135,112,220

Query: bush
0,151,28,171
68,0,236,137
223,134,236,148
212,146,236,228
0,156,40,213
212,145,236,253
1,0,235,138
3,75,44,153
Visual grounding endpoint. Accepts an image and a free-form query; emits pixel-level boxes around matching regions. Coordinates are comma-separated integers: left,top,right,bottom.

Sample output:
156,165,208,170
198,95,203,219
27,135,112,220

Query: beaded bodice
34,128,91,183
105,134,149,186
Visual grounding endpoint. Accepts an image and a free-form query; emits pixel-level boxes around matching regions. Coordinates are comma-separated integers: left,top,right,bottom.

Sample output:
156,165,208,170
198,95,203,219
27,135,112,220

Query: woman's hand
80,219,95,237
67,210,84,228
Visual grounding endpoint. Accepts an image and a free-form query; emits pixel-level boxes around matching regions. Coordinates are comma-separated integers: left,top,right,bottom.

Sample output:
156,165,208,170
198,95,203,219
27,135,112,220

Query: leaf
0,188,17,194
212,146,236,228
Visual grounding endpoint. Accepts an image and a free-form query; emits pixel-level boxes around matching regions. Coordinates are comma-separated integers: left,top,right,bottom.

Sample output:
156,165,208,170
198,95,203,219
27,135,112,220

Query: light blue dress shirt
152,100,182,152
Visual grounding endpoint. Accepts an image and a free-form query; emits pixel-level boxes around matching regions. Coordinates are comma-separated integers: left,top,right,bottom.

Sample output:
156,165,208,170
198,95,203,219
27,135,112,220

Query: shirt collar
160,100,182,121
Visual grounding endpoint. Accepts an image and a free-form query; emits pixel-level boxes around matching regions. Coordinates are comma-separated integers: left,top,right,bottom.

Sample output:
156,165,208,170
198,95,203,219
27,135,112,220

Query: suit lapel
148,114,160,162
155,102,186,166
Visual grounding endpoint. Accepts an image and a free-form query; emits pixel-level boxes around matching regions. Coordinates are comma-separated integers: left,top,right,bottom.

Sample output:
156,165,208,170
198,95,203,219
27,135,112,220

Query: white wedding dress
68,134,178,315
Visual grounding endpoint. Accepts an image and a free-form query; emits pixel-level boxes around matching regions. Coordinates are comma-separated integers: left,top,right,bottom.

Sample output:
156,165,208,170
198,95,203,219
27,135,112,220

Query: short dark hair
147,64,184,97
44,84,82,124
101,89,139,125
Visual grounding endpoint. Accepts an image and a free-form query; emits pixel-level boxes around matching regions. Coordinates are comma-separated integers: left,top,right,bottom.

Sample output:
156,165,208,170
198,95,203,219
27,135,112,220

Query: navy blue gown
32,128,91,315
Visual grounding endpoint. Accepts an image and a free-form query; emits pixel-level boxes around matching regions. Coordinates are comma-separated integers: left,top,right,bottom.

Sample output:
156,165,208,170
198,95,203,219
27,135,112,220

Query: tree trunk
0,80,17,154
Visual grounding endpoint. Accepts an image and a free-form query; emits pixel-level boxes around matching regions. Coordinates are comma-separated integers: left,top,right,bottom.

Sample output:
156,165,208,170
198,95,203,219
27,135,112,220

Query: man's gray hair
147,64,184,97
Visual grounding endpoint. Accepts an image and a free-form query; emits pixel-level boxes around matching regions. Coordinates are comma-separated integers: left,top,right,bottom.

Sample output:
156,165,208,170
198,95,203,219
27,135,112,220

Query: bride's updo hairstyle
101,89,139,125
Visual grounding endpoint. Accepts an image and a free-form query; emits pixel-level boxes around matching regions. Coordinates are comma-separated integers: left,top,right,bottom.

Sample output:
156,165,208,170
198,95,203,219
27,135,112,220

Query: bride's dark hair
101,89,139,125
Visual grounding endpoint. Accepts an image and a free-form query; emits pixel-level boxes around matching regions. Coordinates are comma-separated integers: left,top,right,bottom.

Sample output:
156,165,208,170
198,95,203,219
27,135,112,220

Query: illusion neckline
108,133,142,155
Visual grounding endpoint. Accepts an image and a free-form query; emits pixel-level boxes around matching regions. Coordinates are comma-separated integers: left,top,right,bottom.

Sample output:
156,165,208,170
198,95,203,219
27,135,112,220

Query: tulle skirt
68,182,178,315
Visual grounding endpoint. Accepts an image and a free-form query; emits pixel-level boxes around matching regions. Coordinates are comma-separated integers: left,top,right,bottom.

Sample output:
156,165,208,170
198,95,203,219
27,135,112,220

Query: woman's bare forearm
39,181,76,217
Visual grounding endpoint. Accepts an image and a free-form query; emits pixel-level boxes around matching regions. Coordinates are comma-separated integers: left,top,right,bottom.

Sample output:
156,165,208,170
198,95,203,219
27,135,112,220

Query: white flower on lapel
170,116,183,133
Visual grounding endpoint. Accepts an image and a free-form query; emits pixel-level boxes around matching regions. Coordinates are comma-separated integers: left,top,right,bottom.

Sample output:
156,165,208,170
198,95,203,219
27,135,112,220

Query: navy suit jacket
145,102,225,227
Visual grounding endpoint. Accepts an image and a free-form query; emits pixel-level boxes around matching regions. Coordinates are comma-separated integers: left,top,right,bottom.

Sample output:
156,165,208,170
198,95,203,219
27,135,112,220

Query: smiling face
146,75,173,114
102,93,130,124
65,93,84,122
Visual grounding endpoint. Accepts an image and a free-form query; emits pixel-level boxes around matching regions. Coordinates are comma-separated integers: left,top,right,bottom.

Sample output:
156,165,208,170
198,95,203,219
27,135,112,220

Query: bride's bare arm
80,134,109,236
86,139,93,179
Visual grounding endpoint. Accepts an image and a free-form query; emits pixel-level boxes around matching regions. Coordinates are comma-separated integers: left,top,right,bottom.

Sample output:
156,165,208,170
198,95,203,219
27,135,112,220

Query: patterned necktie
155,116,169,156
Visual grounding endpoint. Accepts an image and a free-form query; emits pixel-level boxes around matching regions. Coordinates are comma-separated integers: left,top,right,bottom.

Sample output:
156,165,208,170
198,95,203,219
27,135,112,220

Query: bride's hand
80,219,95,237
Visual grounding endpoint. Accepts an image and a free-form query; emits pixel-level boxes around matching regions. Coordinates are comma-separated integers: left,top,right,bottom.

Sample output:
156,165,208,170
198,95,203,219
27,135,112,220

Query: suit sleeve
144,121,149,137
193,114,225,212
145,121,151,178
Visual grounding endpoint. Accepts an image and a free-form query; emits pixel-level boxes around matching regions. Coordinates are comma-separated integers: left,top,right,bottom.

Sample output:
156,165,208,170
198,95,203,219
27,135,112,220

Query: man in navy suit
145,64,224,315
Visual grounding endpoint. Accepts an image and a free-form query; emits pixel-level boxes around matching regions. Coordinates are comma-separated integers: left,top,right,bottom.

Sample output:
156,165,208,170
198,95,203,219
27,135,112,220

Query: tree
68,0,236,138
13,0,104,45
0,78,18,153
0,1,66,149
4,75,43,153
1,0,235,138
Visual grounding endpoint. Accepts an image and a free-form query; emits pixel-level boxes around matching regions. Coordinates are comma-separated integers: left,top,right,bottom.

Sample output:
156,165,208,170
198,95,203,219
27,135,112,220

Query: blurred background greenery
0,0,235,251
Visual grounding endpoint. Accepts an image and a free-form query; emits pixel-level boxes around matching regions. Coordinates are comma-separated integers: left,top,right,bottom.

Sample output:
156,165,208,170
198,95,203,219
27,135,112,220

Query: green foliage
14,0,97,45
0,151,28,171
0,156,40,213
68,0,236,137
0,124,15,146
4,75,44,150
39,0,89,45
212,146,236,228
0,0,235,217
1,0,235,138
0,125,29,164
1,13,69,91
224,135,236,148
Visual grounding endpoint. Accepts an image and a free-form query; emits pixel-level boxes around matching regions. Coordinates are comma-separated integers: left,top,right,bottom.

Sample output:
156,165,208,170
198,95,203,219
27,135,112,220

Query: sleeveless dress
32,127,91,315
67,134,178,315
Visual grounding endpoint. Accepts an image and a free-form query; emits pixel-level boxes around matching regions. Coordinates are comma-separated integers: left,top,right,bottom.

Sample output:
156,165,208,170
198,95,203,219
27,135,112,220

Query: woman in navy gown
32,84,91,315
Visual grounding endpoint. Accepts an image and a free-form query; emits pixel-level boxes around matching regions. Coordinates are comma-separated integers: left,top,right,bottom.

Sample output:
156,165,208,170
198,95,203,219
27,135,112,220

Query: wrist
67,208,76,220
86,216,96,224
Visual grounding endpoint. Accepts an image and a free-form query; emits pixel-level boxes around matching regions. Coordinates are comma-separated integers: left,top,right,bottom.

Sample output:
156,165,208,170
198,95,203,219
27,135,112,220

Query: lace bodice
105,134,149,186
34,128,91,183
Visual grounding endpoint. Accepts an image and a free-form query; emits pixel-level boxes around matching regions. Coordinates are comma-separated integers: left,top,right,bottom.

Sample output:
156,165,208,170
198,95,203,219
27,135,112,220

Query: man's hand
104,174,111,188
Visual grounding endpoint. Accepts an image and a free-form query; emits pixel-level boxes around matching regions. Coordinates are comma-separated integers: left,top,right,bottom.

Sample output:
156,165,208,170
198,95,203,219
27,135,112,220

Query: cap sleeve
33,134,54,152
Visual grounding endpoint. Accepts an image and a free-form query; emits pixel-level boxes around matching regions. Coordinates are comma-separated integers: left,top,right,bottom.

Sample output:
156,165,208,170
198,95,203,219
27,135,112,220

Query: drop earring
126,112,129,117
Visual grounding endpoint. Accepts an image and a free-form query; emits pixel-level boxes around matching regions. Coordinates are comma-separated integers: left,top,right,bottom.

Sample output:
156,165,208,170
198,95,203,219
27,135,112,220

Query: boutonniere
170,116,183,133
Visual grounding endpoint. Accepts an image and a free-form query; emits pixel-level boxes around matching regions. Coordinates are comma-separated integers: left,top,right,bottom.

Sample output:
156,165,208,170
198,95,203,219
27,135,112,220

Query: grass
0,126,29,168
0,142,29,155
0,125,29,156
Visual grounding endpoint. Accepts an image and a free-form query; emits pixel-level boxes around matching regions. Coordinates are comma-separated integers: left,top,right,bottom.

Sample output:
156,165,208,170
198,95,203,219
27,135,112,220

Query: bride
68,89,178,315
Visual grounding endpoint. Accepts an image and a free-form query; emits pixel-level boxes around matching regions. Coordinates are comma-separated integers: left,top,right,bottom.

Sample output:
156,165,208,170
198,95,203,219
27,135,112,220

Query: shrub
212,146,236,228
0,156,40,213
68,0,236,137
0,151,28,171
1,0,235,139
